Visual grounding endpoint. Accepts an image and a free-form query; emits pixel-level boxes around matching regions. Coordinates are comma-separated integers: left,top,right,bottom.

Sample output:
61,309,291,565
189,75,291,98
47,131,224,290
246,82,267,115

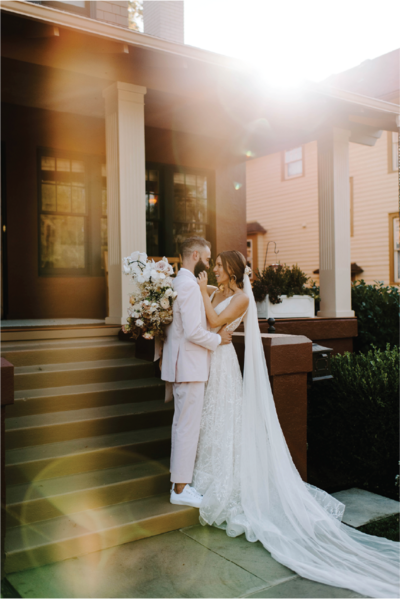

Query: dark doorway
1,142,8,319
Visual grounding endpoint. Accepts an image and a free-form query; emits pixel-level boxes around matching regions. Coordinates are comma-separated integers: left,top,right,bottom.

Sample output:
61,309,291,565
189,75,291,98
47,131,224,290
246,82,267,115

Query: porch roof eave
2,0,399,127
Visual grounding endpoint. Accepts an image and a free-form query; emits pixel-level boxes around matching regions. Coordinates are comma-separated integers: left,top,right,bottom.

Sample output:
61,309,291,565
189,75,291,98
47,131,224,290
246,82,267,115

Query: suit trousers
170,381,205,484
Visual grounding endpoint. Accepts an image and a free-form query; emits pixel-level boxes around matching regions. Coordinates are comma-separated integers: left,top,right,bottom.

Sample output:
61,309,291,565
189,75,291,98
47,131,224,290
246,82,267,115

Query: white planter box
256,294,315,319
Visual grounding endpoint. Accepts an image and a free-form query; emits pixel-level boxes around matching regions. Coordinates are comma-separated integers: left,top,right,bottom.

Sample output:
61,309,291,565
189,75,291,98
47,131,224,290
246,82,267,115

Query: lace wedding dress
192,281,399,599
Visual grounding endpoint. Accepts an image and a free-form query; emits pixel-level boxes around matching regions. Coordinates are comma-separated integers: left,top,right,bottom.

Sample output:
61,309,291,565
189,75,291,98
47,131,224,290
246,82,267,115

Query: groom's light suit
161,268,221,483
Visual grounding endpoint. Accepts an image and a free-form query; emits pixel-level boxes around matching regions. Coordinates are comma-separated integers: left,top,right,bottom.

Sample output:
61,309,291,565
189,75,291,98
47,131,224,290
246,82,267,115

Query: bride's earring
230,275,237,283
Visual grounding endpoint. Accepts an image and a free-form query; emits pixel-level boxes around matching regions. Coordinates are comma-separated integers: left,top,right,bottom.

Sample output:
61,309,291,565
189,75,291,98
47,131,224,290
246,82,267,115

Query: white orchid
135,319,144,327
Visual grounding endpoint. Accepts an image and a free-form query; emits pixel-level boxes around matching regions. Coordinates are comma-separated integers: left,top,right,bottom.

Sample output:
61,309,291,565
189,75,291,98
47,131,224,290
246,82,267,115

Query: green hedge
308,345,399,499
351,280,399,353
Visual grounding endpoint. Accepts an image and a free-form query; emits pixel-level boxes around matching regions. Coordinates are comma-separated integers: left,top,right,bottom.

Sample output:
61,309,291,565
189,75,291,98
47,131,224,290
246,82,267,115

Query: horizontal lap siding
349,133,398,285
247,134,398,286
246,142,320,281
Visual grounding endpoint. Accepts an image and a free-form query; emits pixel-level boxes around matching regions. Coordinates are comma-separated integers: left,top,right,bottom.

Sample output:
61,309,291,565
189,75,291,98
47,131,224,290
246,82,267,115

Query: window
172,170,208,256
389,132,399,172
39,0,90,17
389,213,400,285
39,154,87,273
95,163,213,261
38,149,104,276
283,147,303,180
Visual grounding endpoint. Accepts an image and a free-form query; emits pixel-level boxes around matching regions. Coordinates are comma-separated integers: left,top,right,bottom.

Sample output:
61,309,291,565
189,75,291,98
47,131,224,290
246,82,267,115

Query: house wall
2,104,246,319
95,1,129,28
246,141,319,281
246,133,399,286
2,103,107,319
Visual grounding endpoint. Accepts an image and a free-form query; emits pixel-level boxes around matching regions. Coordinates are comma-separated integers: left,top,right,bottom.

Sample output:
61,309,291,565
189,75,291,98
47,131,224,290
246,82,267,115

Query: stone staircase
2,336,198,574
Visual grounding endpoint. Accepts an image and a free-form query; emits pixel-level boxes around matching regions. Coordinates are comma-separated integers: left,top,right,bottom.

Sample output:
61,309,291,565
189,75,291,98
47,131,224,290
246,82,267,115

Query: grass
357,514,399,542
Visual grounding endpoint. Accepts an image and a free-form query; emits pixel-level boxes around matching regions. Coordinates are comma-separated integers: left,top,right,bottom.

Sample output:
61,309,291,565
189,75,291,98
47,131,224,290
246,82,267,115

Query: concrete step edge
4,495,198,574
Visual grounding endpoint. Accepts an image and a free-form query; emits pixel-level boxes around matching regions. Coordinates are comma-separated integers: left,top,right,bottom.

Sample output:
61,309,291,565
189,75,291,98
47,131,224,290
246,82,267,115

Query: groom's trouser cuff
170,381,205,484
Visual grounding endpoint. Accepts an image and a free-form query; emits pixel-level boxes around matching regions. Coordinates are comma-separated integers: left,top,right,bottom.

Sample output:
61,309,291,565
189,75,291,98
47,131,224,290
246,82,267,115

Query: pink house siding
246,132,398,285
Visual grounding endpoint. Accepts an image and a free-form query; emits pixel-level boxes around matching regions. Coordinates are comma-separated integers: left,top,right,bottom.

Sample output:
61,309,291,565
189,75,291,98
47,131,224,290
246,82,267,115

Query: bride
192,250,399,599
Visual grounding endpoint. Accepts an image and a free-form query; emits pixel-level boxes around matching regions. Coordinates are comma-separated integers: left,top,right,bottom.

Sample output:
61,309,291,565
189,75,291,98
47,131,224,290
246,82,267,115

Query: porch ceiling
1,4,399,160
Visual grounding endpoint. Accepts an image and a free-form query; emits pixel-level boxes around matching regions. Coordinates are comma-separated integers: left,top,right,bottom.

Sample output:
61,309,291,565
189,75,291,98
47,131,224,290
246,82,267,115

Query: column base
317,310,355,318
105,316,125,325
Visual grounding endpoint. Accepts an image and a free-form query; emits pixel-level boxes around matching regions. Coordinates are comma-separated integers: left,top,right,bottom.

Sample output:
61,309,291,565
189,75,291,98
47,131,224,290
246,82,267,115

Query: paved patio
6,525,368,599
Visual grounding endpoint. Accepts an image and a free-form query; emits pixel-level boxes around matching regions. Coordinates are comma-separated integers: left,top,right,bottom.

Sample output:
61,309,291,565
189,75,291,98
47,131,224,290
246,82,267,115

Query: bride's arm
197,272,249,328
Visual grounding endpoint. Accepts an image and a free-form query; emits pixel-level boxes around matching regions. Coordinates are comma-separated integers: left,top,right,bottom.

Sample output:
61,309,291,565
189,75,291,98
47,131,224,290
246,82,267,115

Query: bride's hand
197,271,208,292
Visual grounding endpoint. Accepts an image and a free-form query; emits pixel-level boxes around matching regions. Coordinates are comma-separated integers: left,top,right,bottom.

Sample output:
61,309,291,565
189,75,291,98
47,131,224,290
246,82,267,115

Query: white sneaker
170,484,203,508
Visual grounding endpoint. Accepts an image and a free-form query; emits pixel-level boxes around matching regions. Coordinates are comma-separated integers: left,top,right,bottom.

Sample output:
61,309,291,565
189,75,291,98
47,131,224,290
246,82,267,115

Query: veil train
238,274,399,598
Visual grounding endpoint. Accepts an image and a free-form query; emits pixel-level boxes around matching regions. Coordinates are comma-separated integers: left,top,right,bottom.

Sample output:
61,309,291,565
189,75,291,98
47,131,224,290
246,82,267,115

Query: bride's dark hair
218,250,247,290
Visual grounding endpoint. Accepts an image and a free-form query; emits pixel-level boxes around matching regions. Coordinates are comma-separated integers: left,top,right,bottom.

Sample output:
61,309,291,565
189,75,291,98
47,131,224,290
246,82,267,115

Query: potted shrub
253,264,319,319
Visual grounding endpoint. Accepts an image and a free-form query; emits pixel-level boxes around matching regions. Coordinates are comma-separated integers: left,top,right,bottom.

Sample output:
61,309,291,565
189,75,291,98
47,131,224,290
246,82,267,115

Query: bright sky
184,0,400,88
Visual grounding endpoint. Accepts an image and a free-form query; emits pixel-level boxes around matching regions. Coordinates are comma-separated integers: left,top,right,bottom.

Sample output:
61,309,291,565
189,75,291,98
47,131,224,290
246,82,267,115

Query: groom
161,237,232,508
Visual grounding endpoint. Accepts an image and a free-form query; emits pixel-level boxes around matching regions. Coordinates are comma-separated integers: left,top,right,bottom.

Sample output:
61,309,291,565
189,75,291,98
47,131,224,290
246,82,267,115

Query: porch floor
1,319,106,329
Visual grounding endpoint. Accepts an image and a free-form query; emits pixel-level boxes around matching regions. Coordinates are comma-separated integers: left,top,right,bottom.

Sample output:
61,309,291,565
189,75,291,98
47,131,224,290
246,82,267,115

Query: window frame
389,212,400,286
282,145,305,181
35,1,92,17
37,148,104,277
388,131,399,174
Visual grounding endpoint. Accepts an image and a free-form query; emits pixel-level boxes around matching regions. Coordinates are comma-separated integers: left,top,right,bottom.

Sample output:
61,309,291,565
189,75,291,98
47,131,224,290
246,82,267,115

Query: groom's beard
194,259,208,277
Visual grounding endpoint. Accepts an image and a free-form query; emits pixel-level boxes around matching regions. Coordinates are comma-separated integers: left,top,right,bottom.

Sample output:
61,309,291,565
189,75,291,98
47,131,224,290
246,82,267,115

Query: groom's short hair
180,236,211,259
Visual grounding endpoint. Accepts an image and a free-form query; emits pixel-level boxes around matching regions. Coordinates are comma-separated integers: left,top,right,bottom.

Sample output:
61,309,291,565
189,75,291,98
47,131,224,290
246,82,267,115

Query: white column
103,82,147,325
317,128,355,318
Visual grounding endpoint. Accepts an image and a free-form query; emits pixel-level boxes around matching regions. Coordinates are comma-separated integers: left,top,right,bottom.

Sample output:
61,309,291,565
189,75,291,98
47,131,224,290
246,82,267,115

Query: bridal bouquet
122,251,177,341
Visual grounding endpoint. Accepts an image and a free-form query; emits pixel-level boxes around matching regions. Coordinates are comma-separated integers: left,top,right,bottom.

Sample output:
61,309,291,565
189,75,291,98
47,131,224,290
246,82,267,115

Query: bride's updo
218,250,247,290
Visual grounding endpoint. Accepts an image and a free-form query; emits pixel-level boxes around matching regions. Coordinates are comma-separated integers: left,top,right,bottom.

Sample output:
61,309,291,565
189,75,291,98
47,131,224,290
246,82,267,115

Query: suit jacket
161,268,220,383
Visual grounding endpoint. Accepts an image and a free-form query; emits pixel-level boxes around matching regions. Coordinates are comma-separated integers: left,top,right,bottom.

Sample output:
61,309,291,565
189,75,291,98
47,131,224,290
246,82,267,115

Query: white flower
135,319,144,327
137,274,145,283
159,273,166,280
245,266,252,277
130,251,140,262
172,291,178,298
143,332,153,340
160,298,169,309
138,252,147,264
165,288,173,297
149,270,158,280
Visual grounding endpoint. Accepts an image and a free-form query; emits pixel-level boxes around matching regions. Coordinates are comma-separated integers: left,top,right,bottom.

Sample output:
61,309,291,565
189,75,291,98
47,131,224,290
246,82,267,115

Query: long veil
241,274,399,598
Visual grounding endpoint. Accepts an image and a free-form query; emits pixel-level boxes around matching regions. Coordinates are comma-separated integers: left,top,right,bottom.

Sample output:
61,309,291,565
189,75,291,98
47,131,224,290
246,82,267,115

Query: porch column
317,128,354,318
103,82,147,325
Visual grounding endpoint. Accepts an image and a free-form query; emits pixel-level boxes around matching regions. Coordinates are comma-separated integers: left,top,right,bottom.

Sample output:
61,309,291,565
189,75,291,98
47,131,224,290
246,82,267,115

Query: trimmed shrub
308,345,399,500
351,280,399,353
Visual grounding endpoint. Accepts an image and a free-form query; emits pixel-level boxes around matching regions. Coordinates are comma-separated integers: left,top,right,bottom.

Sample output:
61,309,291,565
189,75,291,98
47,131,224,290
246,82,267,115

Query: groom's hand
219,325,232,345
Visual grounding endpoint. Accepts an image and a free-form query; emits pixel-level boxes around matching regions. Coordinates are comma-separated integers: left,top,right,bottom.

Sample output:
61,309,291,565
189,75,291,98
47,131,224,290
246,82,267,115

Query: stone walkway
6,526,367,599
5,488,399,598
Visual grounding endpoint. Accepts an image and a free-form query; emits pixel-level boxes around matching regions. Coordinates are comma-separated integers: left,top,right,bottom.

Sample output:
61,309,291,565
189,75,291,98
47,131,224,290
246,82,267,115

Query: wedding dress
192,279,399,599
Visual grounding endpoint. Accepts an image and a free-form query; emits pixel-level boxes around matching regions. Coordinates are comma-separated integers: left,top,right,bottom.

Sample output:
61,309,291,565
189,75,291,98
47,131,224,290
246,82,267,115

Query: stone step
5,400,173,450
6,458,170,528
14,358,154,391
6,378,165,418
5,493,199,574
6,426,171,485
1,337,136,367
